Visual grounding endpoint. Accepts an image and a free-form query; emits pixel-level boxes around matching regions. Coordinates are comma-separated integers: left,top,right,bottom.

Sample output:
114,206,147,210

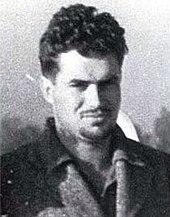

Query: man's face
48,50,121,142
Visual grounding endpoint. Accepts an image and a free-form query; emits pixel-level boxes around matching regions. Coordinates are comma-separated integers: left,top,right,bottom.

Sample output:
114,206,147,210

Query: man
1,4,170,217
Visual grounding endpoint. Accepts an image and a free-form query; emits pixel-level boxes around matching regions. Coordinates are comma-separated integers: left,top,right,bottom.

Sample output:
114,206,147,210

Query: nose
84,84,101,109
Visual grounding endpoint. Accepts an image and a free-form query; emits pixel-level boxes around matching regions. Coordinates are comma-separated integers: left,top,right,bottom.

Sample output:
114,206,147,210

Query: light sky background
1,0,170,134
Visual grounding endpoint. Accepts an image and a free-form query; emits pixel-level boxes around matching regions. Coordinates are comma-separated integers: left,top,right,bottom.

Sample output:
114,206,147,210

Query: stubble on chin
78,123,113,144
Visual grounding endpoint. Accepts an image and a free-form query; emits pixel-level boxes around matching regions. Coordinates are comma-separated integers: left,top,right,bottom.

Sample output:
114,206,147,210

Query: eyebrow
98,76,116,85
69,75,117,85
69,79,90,85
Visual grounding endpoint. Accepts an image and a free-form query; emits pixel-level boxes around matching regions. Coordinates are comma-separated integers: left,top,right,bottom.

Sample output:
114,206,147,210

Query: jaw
78,122,113,144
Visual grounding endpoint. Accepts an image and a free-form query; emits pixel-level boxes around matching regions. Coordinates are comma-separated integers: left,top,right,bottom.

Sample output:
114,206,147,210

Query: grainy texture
1,123,170,216
1,0,170,134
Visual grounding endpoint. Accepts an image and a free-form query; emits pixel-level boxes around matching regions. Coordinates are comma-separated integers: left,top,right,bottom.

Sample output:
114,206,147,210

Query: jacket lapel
32,160,105,217
113,149,154,217
58,163,105,217
31,122,155,217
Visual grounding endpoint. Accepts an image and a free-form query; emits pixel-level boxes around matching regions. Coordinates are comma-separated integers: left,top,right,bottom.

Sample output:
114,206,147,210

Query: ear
40,75,54,105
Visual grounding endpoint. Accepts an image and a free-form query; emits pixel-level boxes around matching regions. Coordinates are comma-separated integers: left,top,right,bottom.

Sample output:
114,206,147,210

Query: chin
79,125,111,142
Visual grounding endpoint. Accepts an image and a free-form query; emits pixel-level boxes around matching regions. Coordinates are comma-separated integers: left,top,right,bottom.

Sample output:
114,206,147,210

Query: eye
69,81,89,91
98,76,120,88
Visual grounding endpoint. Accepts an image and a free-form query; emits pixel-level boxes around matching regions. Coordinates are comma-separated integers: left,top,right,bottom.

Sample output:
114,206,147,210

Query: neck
77,136,112,171
53,118,113,171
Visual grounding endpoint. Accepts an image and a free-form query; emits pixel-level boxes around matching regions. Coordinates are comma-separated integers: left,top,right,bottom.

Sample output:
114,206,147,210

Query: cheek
103,86,121,104
71,91,84,112
54,89,84,114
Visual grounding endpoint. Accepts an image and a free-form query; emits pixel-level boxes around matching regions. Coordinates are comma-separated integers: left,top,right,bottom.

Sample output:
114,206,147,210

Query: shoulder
0,124,64,216
1,139,42,173
0,125,53,182
126,138,170,170
1,142,40,188
114,124,170,167
1,122,55,173
125,139,170,197
1,139,44,215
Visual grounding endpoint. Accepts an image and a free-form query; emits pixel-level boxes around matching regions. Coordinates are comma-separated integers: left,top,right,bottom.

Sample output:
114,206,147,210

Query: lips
82,113,106,118
81,111,110,119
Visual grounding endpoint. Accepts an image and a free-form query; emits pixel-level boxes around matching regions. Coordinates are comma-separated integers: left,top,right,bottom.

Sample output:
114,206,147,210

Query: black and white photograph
1,0,170,216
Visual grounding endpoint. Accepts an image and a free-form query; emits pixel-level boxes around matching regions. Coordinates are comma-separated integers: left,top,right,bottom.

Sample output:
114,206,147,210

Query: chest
5,162,169,217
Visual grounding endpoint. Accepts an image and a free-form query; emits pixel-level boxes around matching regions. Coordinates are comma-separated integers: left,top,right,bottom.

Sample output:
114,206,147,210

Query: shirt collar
101,125,148,196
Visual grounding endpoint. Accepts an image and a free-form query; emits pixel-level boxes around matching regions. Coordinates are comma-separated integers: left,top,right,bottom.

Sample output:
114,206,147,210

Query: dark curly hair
39,4,128,79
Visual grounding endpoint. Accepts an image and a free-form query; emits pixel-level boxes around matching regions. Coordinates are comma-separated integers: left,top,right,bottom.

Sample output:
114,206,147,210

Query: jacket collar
37,118,73,174
101,124,152,196
36,117,151,176
32,118,154,216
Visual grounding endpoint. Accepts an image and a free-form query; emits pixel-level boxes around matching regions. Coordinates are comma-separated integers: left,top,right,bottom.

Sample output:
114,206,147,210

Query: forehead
57,50,120,81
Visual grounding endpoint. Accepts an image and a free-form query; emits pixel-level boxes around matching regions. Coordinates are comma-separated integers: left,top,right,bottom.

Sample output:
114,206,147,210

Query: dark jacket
1,121,170,217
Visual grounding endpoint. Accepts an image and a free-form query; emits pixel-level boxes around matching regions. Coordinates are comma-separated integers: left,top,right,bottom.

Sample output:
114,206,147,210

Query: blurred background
1,0,170,154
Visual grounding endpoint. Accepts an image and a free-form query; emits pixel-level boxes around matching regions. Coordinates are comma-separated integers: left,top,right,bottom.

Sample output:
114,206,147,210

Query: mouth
82,113,106,118
81,111,110,122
